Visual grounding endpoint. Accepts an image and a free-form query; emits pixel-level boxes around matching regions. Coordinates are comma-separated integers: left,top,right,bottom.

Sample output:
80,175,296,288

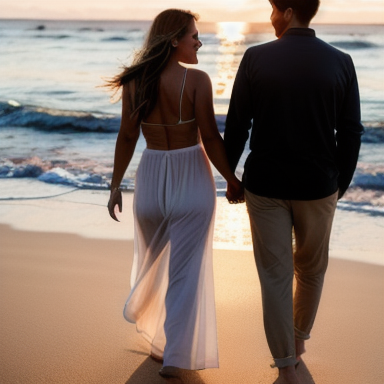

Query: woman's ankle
295,338,306,360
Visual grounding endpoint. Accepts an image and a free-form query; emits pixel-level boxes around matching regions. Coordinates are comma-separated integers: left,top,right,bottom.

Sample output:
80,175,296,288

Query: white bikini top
141,68,196,126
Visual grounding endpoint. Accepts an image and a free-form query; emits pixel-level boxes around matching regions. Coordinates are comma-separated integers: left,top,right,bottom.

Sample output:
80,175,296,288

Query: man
224,1,364,383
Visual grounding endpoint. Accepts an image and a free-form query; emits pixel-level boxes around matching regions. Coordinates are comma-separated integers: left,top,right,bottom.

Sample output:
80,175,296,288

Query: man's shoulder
246,39,279,54
312,36,354,68
242,40,279,63
241,34,354,71
312,35,351,55
255,35,351,60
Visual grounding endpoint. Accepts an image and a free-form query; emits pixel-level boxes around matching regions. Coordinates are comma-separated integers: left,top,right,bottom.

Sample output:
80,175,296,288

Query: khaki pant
245,189,338,368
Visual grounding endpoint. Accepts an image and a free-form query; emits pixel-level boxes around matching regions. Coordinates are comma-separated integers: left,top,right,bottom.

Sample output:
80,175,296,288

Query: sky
1,0,383,24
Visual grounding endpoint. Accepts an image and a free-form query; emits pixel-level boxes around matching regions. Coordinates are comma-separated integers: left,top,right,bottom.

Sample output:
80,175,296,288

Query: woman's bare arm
108,84,141,220
193,70,243,202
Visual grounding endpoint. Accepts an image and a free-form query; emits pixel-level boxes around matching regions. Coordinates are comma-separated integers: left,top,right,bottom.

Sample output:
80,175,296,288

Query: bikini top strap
179,68,188,122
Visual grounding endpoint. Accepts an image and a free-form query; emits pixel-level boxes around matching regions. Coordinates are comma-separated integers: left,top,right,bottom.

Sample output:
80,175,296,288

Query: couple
107,2,363,384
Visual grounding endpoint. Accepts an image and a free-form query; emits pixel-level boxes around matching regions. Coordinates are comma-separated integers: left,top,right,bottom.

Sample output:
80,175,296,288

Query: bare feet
150,352,163,363
273,365,300,384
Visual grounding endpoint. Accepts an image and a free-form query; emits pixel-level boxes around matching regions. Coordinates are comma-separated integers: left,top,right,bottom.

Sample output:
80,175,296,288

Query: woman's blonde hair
106,9,199,121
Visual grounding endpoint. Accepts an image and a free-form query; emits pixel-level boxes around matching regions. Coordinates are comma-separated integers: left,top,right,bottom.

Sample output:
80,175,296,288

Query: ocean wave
361,124,384,143
46,90,76,96
337,200,384,216
79,27,104,32
0,164,112,190
330,40,378,50
0,100,383,141
353,172,384,190
0,101,120,133
0,100,228,134
101,36,129,42
1,157,383,192
34,34,72,39
0,158,383,215
0,164,44,178
37,167,111,189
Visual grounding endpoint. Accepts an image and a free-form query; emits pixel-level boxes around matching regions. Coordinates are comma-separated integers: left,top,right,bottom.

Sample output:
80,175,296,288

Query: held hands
226,179,245,204
108,188,122,221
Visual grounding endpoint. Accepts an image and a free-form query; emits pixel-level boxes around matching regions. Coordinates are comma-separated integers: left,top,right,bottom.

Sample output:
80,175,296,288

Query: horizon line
1,17,383,26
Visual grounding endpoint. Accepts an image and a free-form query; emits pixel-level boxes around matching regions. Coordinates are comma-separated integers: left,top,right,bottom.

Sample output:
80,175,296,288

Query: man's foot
273,365,300,384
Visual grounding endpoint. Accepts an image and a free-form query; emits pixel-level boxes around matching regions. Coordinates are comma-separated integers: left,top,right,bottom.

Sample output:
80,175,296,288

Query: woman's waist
142,125,200,152
144,142,202,155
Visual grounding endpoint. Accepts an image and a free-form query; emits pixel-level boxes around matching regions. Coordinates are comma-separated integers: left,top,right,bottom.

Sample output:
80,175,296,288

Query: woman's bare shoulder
187,68,211,83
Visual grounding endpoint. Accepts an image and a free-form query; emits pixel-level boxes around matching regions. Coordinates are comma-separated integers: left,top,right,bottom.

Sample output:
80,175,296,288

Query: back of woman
107,8,242,380
141,66,200,150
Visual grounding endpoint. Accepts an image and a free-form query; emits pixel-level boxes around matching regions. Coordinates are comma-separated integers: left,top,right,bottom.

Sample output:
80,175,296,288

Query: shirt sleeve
335,54,365,197
224,49,253,172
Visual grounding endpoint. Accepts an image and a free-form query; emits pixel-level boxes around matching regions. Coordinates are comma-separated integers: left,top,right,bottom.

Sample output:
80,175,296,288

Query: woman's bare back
141,66,200,150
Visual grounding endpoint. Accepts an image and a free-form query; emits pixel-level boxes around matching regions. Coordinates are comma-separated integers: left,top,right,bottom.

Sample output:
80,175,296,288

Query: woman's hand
226,179,244,204
108,188,122,221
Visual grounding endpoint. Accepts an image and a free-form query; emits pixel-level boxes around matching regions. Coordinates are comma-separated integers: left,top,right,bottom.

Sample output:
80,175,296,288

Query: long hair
106,9,198,121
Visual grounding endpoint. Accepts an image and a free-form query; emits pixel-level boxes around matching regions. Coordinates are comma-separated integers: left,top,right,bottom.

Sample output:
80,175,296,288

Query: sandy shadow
125,357,206,384
296,359,316,384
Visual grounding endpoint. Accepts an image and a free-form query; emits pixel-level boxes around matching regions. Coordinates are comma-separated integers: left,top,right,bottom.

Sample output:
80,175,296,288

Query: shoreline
0,179,383,265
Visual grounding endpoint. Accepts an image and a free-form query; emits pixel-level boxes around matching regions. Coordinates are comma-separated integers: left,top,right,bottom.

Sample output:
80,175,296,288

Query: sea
0,19,383,215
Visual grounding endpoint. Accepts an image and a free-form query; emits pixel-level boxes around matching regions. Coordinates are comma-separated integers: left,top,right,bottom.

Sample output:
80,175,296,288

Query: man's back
225,28,364,200
224,4,364,382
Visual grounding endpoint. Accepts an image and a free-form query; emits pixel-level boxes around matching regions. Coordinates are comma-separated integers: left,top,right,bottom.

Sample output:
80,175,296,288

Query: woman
107,9,243,378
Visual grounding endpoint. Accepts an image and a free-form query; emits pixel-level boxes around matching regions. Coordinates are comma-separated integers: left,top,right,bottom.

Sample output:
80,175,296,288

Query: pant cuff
270,355,297,369
294,326,311,340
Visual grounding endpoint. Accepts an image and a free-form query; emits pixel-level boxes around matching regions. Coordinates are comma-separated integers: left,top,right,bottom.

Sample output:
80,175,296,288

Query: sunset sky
1,0,383,24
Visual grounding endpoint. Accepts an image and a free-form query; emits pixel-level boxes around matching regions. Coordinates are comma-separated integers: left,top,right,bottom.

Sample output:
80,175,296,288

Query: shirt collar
283,28,316,37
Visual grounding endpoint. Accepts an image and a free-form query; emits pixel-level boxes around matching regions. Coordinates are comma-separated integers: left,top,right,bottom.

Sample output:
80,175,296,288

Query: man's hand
226,180,245,204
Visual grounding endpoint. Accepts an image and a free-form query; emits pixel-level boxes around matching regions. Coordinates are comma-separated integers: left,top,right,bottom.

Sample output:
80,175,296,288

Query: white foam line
0,188,79,201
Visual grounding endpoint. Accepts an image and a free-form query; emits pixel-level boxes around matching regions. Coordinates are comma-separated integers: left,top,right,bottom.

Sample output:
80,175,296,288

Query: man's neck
280,19,309,38
288,18,309,30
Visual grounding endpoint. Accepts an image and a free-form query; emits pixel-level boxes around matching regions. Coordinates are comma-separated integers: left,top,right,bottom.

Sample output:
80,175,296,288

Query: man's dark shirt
224,28,364,200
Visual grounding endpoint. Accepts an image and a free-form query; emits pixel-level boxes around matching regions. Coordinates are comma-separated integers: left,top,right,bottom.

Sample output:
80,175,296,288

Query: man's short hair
271,0,320,24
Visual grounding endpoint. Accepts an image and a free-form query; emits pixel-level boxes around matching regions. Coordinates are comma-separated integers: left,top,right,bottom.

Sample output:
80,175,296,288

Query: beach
1,18,383,384
1,184,383,384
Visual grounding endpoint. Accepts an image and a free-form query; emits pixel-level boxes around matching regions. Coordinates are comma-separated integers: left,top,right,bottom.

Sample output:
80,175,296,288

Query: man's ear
283,7,293,21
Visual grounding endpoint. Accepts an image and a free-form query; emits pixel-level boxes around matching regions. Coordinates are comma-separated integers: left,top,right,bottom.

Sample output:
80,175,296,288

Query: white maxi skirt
123,143,218,370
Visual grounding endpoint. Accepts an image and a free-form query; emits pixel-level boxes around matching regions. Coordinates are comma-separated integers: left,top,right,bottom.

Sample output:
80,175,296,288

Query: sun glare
213,22,248,112
217,22,247,42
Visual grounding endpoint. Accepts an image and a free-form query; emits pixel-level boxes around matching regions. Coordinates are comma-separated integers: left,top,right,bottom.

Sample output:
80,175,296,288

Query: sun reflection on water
217,21,247,42
213,22,248,114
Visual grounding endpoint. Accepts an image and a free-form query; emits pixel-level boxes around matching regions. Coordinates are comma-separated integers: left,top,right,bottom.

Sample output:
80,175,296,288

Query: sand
0,185,383,384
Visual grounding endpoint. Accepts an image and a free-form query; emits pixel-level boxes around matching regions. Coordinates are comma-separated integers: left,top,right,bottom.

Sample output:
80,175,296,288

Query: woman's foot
150,352,163,363
273,365,300,384
159,366,181,379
